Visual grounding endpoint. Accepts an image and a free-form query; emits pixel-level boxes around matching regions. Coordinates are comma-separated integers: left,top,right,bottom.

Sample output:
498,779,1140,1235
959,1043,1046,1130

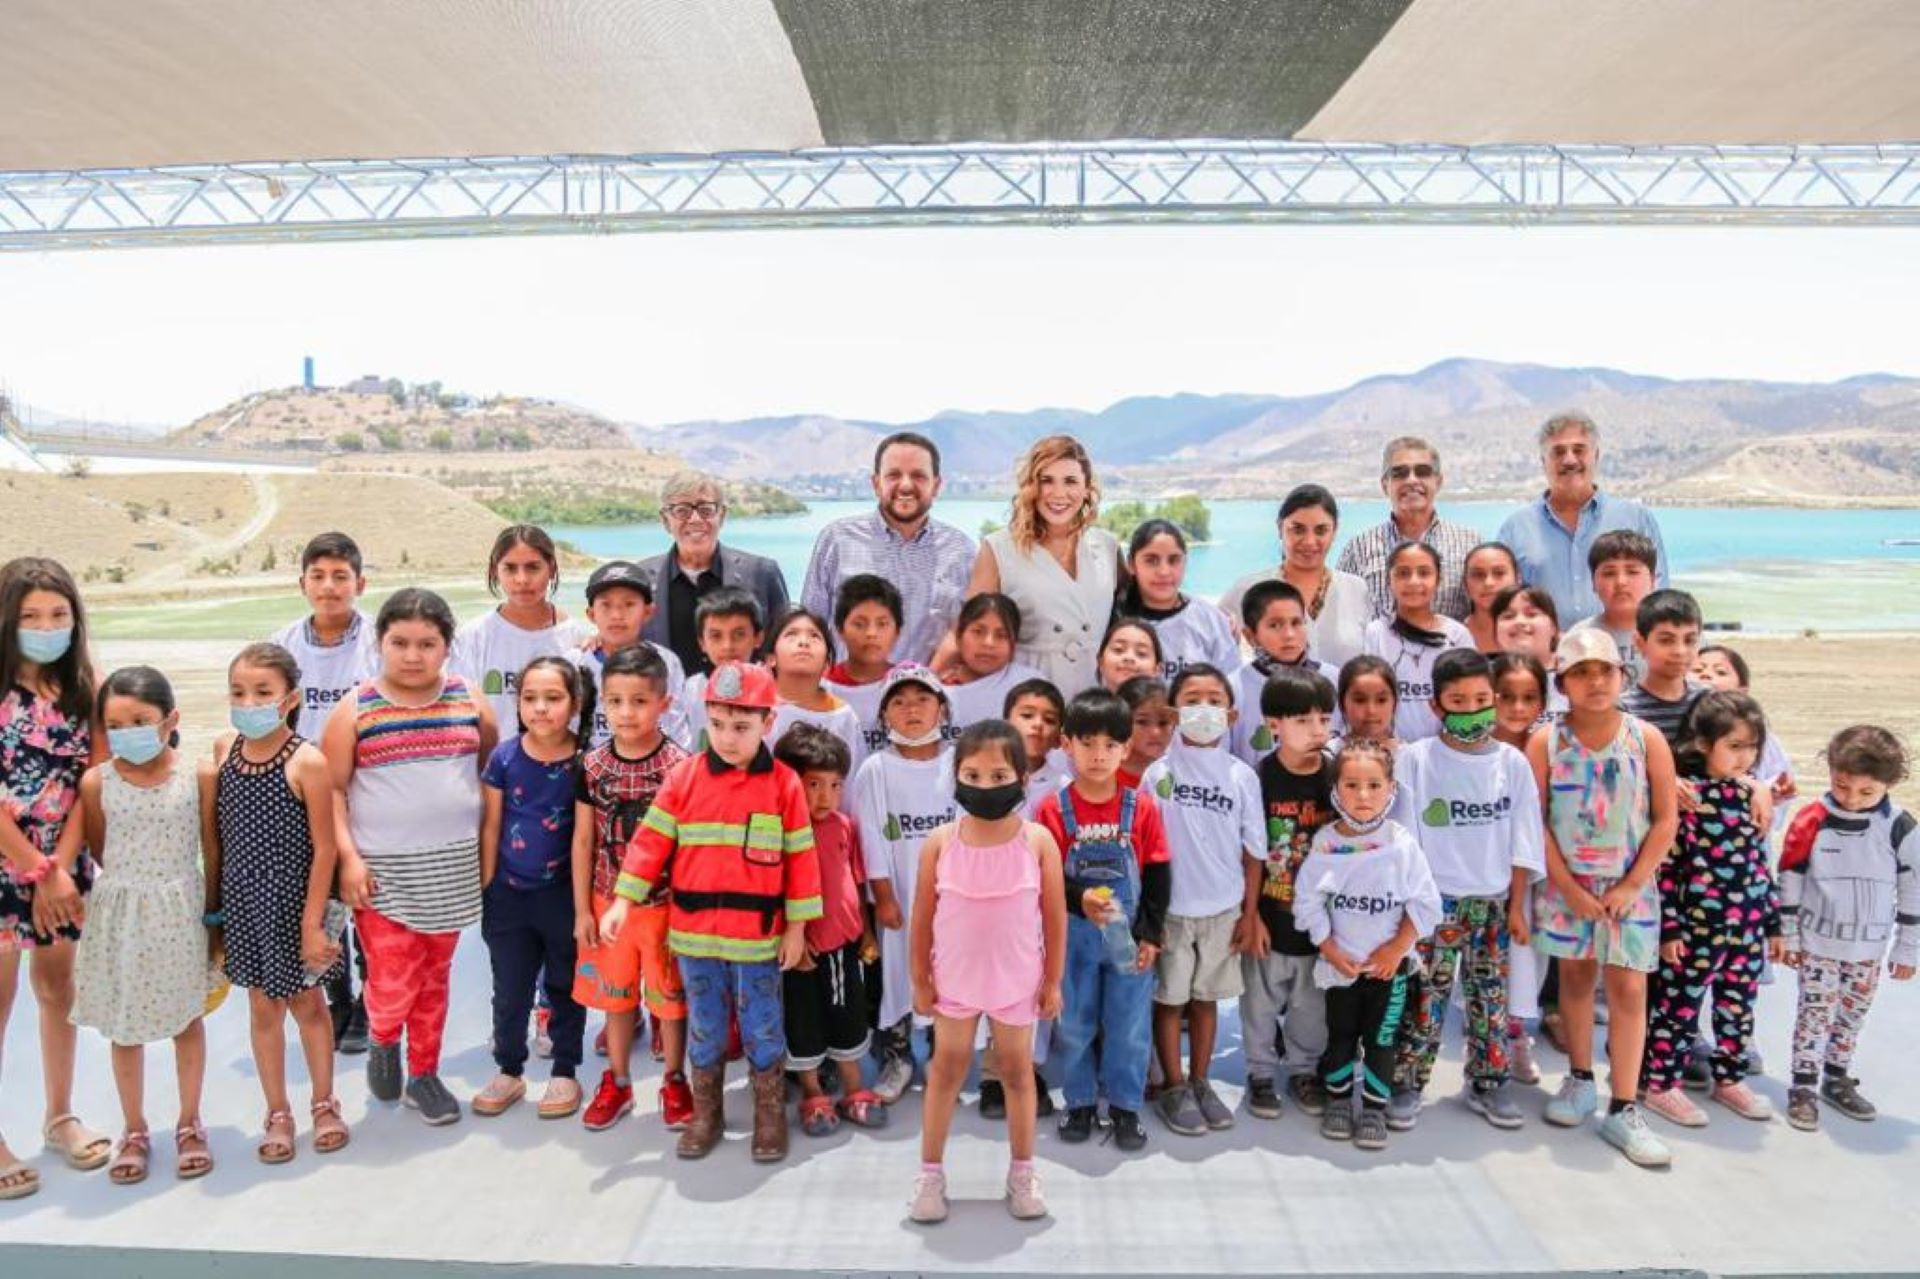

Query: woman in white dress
1218,483,1369,668
962,436,1120,698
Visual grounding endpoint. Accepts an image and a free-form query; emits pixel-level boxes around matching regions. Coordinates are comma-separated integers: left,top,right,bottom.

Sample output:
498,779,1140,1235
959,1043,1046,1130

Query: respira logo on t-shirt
1249,723,1274,751
882,805,956,841
1331,891,1403,916
306,685,354,711
1420,795,1513,829
1399,677,1433,703
483,668,520,699
1154,771,1236,815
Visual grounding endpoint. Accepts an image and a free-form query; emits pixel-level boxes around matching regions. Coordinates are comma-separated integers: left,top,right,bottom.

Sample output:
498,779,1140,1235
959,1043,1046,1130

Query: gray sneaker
1353,1107,1390,1151
1385,1089,1423,1132
367,1039,403,1102
1156,1082,1207,1136
1190,1077,1234,1130
1319,1102,1354,1142
873,1054,915,1105
1544,1075,1599,1128
404,1073,462,1126
1464,1082,1526,1130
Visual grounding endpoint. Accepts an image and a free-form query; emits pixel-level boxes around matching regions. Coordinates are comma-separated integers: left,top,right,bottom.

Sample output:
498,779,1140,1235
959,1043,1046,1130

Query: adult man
800,431,975,664
1335,437,1484,620
1497,412,1669,624
638,471,790,675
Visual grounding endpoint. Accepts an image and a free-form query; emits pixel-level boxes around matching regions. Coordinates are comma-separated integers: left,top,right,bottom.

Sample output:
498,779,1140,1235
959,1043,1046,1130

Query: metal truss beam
4,143,1920,249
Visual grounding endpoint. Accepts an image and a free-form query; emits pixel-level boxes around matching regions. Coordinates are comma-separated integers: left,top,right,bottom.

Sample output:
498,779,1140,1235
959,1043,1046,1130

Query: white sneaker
1544,1075,1599,1128
1005,1165,1048,1219
1599,1104,1673,1168
909,1168,949,1224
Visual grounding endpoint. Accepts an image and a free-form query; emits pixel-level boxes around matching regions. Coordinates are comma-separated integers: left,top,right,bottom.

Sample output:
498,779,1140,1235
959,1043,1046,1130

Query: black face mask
954,780,1026,821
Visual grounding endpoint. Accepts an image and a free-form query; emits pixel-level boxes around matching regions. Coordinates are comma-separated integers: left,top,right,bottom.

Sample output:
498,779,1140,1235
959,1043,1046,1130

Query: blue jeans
679,955,785,1072
1055,916,1153,1111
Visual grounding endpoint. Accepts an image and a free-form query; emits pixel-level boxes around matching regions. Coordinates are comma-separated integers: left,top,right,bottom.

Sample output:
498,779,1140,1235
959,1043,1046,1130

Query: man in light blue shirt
1496,411,1669,625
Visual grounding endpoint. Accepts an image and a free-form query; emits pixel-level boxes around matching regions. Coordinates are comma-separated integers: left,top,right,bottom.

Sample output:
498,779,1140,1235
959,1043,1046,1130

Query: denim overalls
1055,784,1155,1112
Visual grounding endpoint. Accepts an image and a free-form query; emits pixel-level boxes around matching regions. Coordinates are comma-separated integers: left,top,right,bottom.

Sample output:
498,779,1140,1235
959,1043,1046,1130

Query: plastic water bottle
1091,888,1138,972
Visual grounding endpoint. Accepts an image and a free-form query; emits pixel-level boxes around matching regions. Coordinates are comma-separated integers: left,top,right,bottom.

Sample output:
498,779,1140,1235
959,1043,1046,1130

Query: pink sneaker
1644,1086,1709,1128
1006,1165,1048,1220
1711,1080,1774,1121
909,1168,949,1224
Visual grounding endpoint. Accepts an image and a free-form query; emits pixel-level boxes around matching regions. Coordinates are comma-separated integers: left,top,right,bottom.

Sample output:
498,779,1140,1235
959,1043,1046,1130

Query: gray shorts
1155,908,1245,1004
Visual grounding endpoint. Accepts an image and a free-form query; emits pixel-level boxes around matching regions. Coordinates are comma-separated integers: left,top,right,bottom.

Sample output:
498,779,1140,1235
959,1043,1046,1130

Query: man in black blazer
637,471,790,675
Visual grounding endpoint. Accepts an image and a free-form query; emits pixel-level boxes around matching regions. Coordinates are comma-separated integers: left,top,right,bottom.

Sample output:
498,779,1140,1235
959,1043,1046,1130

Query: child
774,725,887,1136
1239,667,1338,1121
767,605,866,782
1116,675,1176,791
570,645,691,1132
1694,643,1797,810
0,556,110,1192
678,586,766,750
475,657,589,1120
1360,542,1474,743
825,574,904,757
1233,580,1339,768
324,588,498,1126
1096,617,1163,694
1142,665,1264,1136
1389,649,1544,1132
1526,629,1677,1169
1491,584,1561,670
1461,543,1521,654
210,643,349,1162
1005,678,1072,816
600,661,822,1162
1490,650,1554,1084
1037,688,1172,1152
910,721,1067,1224
940,594,1042,734
1121,520,1241,682
70,667,216,1184
1619,589,1708,751
1642,691,1782,1129
1334,654,1399,750
1565,530,1659,687
852,664,957,1105
1491,651,1553,750
1294,740,1441,1152
451,525,591,736
268,533,376,1053
575,560,688,751
1778,725,1918,1131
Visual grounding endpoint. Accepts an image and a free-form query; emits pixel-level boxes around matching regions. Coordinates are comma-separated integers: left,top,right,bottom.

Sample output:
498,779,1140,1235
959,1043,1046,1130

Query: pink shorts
935,992,1039,1026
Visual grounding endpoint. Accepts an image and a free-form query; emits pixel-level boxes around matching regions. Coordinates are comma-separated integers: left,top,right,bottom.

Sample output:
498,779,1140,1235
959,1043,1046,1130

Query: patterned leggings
1791,955,1881,1086
1395,895,1510,1092
1645,928,1764,1091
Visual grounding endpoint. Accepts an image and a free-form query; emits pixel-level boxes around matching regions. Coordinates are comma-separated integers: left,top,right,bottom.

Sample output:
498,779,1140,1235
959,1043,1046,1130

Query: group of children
0,516,1914,1221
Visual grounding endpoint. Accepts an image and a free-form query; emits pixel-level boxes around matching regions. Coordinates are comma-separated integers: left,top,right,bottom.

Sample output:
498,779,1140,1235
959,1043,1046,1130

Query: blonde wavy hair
1007,434,1100,552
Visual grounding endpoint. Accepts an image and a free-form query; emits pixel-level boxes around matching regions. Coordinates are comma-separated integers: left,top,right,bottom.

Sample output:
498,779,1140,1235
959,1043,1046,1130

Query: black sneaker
1032,1068,1056,1118
1681,1044,1714,1092
404,1073,463,1126
1246,1076,1283,1120
1288,1073,1329,1117
367,1039,402,1101
1786,1085,1820,1132
1058,1105,1097,1143
1108,1107,1148,1152
338,997,369,1056
979,1079,1007,1120
1821,1073,1877,1121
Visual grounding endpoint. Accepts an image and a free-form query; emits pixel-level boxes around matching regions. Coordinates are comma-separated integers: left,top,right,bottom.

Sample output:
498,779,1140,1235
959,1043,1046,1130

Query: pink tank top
931,830,1044,1018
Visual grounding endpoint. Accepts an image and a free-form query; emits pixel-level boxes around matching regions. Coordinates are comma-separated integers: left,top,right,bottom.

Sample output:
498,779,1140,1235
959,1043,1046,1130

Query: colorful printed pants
1645,926,1765,1091
1395,894,1510,1092
1321,968,1413,1109
680,955,786,1073
1791,954,1881,1086
356,908,460,1077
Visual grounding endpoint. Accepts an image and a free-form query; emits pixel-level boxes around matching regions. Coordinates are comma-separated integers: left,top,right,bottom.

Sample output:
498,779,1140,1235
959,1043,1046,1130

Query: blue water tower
303,356,315,390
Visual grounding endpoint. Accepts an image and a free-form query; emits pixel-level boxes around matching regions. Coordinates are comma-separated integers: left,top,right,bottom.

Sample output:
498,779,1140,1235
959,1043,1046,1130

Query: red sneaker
660,1071,694,1130
583,1069,634,1131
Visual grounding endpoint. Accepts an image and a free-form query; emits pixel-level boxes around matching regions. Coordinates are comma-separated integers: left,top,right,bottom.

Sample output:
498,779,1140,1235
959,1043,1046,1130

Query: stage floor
4,938,1918,1276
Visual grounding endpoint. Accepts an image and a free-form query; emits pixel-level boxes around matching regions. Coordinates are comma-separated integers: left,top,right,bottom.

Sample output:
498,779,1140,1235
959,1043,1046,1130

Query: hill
171,385,631,454
632,359,1920,505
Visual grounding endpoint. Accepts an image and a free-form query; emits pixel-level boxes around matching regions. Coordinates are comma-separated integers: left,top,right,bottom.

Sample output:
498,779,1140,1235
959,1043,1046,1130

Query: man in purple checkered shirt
1335,435,1484,621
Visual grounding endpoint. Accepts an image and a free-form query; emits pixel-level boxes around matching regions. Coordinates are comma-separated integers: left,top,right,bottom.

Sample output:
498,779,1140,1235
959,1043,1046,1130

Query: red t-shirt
808,809,868,952
1032,784,1171,871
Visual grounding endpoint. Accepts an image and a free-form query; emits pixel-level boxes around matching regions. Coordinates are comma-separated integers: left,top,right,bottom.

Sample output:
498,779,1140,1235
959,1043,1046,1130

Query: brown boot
676,1065,725,1159
750,1066,788,1162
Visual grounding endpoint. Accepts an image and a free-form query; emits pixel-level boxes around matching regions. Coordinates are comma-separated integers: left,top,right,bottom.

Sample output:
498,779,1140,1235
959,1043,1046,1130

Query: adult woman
1218,484,1369,667
963,436,1120,697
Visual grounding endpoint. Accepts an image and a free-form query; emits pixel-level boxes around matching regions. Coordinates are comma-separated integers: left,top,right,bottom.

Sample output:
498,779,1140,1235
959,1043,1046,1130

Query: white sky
1,223,1915,428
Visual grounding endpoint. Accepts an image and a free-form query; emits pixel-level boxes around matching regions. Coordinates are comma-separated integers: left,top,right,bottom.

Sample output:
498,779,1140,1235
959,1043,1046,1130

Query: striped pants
1321,968,1413,1109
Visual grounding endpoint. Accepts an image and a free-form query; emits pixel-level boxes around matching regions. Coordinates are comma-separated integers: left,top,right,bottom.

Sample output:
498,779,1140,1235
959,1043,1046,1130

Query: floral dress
0,684,93,951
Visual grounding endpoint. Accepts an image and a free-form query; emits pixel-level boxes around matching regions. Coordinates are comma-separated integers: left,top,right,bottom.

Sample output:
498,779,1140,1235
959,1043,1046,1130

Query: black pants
1320,969,1414,1109
482,880,583,1077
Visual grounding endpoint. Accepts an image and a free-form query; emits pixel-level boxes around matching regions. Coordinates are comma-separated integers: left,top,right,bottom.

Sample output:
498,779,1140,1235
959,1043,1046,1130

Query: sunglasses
1385,464,1437,481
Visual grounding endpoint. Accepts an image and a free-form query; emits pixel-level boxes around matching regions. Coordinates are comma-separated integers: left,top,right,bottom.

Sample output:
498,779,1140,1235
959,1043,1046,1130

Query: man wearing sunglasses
1336,437,1484,620
638,471,790,675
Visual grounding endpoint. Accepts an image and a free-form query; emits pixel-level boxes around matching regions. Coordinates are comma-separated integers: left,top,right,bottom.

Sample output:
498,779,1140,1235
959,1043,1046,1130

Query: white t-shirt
1230,659,1341,769
944,662,1044,735
1024,747,1074,817
1141,737,1265,918
1294,820,1442,989
772,695,868,790
852,748,957,1028
574,642,688,750
270,610,377,741
823,675,891,760
1361,616,1476,743
1392,736,1545,899
680,671,710,751
450,609,593,739
1145,600,1242,685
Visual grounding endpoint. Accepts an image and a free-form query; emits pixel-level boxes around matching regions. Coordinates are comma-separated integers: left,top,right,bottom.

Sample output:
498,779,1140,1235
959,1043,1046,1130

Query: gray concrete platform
3,938,1917,1275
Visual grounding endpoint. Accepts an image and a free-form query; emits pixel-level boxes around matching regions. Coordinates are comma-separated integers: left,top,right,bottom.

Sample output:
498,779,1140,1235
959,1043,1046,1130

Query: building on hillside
345,375,386,395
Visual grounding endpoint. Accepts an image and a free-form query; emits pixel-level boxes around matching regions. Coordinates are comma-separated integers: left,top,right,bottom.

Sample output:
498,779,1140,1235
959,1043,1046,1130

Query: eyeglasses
1385,464,1437,481
664,501,723,522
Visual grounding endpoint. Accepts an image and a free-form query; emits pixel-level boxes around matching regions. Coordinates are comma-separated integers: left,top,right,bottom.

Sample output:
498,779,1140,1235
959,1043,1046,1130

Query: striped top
348,675,484,934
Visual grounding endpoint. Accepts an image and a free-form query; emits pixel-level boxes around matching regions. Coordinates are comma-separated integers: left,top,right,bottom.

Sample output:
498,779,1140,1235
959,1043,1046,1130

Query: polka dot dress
218,735,341,1000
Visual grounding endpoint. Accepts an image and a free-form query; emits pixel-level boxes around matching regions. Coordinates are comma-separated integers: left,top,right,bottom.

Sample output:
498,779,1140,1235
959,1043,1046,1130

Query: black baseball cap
585,561,653,603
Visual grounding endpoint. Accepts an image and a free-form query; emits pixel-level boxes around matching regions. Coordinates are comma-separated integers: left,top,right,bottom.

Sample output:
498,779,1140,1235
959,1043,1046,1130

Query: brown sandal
174,1121,213,1180
258,1110,296,1164
310,1097,350,1154
43,1112,111,1171
108,1130,150,1185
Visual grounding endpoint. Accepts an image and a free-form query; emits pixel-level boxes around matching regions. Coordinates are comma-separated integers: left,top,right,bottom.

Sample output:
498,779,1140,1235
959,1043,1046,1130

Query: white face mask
888,724,945,749
1178,703,1229,746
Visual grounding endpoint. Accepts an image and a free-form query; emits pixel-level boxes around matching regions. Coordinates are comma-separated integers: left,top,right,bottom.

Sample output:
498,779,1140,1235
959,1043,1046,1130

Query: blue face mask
107,724,166,765
230,702,287,741
17,626,72,664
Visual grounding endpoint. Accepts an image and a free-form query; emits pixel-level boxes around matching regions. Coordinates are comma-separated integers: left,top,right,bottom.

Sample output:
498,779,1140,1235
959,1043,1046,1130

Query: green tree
334,431,364,452
427,428,453,451
1097,495,1211,544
